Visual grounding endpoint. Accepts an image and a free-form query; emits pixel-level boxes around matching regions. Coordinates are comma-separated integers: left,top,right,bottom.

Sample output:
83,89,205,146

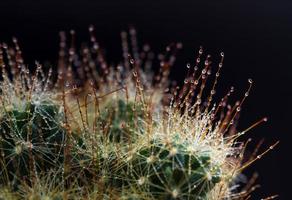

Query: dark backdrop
0,0,291,199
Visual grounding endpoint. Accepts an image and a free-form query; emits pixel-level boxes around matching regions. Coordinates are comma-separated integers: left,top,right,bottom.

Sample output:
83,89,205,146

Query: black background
0,0,291,199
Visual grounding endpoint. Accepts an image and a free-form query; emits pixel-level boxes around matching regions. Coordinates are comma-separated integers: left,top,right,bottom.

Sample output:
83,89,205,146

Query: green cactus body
0,101,65,183
99,99,144,143
128,140,221,200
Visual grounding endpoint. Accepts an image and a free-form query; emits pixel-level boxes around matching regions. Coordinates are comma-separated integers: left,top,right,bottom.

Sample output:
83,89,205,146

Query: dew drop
143,44,150,52
69,48,75,55
93,44,99,50
176,42,183,49
89,25,94,32
2,43,8,49
130,59,135,64
70,29,75,35
12,37,18,43
199,48,203,54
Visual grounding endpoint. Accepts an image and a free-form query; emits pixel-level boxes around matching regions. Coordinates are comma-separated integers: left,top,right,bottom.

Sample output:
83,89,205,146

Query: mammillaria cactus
0,27,278,199
0,101,65,184
126,139,221,199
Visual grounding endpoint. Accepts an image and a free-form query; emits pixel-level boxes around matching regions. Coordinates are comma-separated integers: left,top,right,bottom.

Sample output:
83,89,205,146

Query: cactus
0,100,65,185
0,27,278,200
127,141,221,199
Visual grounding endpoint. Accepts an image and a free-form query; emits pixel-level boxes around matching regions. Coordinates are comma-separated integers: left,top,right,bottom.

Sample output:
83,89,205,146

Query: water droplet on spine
89,25,94,32
199,48,203,54
176,42,183,49
12,37,18,43
2,43,8,49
